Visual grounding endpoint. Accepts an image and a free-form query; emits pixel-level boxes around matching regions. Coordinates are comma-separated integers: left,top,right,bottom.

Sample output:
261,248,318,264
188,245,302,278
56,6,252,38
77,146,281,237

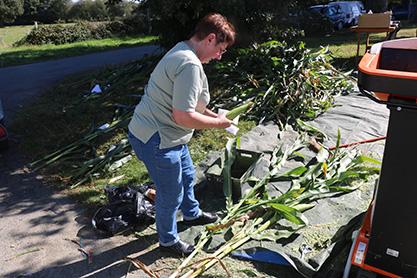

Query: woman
128,13,236,256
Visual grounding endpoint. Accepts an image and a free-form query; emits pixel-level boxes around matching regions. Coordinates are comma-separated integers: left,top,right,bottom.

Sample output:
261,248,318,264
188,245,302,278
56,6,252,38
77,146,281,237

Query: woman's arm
202,108,218,118
172,108,231,129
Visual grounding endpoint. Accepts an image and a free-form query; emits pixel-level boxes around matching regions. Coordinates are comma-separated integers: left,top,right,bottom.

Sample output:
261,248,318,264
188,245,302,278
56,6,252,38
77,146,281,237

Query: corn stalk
172,132,380,277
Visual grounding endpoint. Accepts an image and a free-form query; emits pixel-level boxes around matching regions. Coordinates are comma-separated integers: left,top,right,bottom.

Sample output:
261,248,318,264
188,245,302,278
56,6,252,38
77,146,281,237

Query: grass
0,23,158,68
0,34,158,68
0,25,34,48
303,22,417,70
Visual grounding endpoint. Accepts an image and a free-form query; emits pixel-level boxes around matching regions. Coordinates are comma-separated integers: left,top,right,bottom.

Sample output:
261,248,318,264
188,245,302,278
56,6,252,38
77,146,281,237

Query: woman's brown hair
193,13,236,46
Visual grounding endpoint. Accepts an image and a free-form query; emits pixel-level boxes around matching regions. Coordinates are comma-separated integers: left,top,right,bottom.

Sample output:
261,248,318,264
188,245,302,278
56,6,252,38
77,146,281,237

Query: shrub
17,21,126,45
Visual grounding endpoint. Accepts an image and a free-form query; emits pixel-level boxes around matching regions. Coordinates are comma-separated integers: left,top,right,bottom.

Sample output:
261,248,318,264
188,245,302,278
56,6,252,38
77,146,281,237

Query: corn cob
225,101,254,120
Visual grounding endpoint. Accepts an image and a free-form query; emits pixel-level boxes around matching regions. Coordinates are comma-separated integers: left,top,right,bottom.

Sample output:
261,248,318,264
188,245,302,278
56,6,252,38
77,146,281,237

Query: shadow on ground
0,143,162,278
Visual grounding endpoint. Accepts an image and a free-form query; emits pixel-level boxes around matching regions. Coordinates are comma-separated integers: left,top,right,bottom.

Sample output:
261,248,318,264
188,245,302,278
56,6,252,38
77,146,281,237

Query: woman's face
200,34,228,64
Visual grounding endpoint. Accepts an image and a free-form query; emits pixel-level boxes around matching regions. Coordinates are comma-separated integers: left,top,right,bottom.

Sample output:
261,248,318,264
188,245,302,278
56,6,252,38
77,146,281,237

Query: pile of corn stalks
208,40,354,125
170,132,380,277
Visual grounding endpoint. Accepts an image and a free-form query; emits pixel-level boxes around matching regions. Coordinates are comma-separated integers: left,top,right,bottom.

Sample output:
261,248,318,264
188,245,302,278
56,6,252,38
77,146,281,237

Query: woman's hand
216,113,232,128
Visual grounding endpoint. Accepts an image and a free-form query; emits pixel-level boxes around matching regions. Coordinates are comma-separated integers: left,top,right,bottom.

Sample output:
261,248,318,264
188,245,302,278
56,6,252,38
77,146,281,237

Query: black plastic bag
92,184,156,236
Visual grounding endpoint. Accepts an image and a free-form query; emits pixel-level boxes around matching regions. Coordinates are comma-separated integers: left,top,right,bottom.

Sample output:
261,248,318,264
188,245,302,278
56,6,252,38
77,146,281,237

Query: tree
36,0,70,23
105,0,317,46
48,0,70,22
135,0,294,47
364,0,388,12
18,0,42,24
0,0,24,24
67,0,109,21
107,1,135,19
88,0,109,20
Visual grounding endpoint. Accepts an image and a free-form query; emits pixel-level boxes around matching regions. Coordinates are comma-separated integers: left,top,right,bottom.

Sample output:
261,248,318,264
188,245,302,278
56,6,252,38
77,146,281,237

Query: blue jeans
128,131,201,246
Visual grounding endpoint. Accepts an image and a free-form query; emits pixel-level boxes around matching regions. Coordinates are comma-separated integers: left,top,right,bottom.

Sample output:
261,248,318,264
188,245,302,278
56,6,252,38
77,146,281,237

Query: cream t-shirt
128,41,210,149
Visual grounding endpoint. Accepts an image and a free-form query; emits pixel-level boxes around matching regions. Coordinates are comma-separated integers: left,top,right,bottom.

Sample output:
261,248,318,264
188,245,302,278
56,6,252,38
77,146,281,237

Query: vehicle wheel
335,21,344,31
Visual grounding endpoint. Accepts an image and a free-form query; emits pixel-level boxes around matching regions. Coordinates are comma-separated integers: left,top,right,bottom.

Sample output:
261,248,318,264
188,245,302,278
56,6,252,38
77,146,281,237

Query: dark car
309,1,365,30
0,99,8,149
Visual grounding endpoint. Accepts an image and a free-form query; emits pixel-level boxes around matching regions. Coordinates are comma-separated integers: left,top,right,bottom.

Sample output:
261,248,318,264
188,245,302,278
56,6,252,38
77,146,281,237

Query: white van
330,1,365,26
310,1,365,30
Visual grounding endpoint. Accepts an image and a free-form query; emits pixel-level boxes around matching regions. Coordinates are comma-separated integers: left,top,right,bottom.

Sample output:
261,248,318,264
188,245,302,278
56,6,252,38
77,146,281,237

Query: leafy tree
68,0,109,21
36,0,70,23
107,0,342,46
0,0,24,24
107,0,136,19
364,0,388,12
126,0,295,47
18,0,42,24
410,0,417,22
47,0,70,22
16,0,69,24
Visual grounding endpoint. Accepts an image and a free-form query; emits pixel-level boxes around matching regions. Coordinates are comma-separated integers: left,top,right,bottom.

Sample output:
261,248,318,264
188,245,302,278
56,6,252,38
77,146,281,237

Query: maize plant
207,40,353,125
170,132,380,277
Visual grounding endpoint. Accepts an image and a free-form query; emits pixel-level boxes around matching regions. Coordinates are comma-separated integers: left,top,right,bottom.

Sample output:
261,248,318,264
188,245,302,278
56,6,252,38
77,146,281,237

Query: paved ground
0,46,161,278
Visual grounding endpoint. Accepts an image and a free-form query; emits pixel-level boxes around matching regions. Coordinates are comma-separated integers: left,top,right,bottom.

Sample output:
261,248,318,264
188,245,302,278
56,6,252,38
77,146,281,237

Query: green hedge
17,21,130,45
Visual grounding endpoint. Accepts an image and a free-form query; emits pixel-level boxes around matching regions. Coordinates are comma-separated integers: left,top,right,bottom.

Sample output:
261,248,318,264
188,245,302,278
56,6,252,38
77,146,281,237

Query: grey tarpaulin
185,90,389,277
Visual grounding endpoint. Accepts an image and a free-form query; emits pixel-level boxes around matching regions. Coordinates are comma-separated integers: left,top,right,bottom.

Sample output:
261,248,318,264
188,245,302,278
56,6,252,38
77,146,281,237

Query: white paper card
218,108,239,135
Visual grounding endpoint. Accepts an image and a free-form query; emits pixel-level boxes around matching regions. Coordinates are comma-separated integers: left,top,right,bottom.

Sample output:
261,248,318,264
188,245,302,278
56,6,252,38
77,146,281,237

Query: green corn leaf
294,187,331,202
270,146,283,167
285,166,309,177
336,170,362,183
244,199,261,205
330,185,361,192
288,151,305,161
299,162,323,186
246,176,260,183
224,138,237,209
334,128,341,154
271,166,308,181
282,188,306,202
292,203,316,212
269,203,308,225
240,154,263,184
354,155,381,165
296,119,328,140
353,166,381,174
336,152,355,174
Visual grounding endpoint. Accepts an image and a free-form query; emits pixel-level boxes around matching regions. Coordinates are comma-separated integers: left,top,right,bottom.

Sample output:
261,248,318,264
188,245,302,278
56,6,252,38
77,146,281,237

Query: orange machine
350,38,417,277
